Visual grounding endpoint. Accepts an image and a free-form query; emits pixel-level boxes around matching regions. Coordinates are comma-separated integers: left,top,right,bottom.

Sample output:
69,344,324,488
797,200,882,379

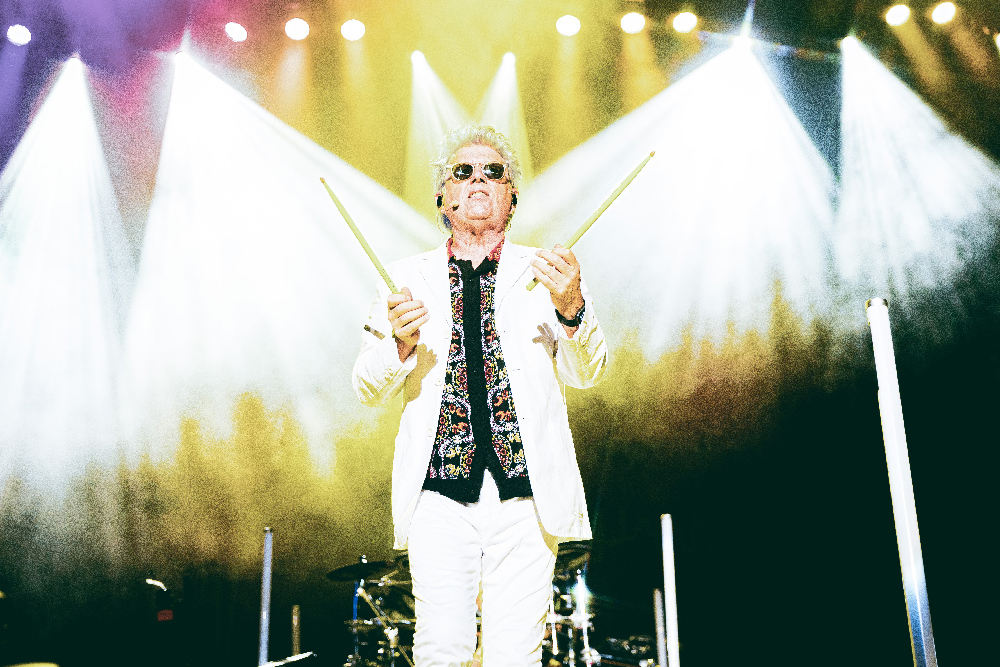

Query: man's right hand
388,287,428,362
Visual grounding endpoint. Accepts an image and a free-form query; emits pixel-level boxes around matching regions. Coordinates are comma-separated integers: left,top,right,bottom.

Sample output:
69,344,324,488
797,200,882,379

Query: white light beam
514,45,836,356
404,51,471,219
121,52,438,461
0,57,131,479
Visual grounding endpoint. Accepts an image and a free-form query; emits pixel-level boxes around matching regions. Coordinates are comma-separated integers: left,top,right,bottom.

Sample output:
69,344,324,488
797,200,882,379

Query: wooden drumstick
320,177,399,294
527,151,655,291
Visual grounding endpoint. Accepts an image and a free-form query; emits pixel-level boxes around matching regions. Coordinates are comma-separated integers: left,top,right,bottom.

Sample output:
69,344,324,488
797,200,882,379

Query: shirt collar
447,236,505,265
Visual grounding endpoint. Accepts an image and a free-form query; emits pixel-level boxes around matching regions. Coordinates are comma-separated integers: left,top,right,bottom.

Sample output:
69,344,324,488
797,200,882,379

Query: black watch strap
556,302,586,328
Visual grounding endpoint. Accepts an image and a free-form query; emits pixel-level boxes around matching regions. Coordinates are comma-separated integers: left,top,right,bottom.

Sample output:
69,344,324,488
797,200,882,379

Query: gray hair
431,124,521,230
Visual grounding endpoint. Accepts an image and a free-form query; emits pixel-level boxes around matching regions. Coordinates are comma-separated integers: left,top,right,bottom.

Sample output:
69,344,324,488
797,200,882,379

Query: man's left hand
531,245,585,324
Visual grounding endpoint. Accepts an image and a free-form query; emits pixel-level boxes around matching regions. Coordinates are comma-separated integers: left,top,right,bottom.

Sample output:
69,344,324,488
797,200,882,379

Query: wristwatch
556,302,586,328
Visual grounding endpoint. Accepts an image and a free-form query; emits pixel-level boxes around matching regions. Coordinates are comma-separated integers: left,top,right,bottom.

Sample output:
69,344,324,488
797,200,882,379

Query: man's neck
450,227,505,268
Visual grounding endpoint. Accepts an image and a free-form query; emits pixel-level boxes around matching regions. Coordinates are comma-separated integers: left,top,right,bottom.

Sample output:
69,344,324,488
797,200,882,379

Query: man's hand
388,287,428,362
531,245,585,333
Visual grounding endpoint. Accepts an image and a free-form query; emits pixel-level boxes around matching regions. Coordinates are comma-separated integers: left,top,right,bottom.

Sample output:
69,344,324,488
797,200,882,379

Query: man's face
441,143,515,233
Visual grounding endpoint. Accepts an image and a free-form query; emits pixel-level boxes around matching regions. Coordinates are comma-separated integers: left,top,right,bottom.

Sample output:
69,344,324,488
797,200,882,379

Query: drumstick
527,151,655,291
320,177,400,294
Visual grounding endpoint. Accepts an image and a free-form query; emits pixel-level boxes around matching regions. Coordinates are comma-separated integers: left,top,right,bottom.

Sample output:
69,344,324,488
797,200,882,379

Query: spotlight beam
477,52,533,183
514,44,838,353
740,0,758,37
122,52,437,456
0,57,131,474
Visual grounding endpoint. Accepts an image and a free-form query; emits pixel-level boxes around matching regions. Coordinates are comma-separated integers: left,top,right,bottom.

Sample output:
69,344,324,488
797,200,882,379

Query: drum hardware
572,572,599,667
335,553,414,667
356,583,415,667
547,598,560,657
547,541,601,667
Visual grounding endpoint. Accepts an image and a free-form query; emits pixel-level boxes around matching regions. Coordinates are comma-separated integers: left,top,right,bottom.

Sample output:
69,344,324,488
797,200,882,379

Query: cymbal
327,559,395,582
556,540,590,562
345,618,416,630
554,540,590,579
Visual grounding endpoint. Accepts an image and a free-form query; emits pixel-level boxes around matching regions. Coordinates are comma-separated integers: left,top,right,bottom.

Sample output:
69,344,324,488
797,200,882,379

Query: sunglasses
446,162,507,181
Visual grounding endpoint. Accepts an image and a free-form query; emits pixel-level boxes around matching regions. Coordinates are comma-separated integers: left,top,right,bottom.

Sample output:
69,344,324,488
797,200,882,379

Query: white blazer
352,241,608,548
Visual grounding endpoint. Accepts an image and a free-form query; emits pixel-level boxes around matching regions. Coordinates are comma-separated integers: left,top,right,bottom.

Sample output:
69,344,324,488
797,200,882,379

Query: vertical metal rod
865,298,938,667
352,577,362,660
654,588,667,667
661,514,680,667
259,527,274,665
548,596,559,655
291,604,301,656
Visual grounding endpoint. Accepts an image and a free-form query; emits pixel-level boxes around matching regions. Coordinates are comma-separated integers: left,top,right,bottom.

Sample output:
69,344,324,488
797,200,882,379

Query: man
353,125,607,667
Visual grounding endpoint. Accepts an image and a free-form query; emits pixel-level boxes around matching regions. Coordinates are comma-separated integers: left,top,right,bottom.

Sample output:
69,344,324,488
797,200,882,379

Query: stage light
886,5,911,26
285,18,309,41
6,24,30,45
224,22,247,42
556,15,581,37
341,19,365,41
931,2,956,24
411,50,426,65
621,13,645,34
996,32,1000,52
672,12,698,34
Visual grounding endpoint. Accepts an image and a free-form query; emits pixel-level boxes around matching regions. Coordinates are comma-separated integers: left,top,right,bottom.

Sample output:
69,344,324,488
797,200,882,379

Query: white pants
408,472,559,667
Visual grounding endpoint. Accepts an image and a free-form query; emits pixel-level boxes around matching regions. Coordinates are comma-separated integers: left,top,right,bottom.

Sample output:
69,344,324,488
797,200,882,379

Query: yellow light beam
320,177,398,294
527,151,654,290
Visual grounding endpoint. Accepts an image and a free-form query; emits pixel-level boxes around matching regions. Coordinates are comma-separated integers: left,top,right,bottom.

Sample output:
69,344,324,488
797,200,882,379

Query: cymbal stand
346,558,364,667
357,582,416,667
571,573,599,667
548,596,560,657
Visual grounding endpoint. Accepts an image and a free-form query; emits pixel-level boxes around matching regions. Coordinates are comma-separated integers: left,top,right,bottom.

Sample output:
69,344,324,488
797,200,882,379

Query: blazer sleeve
555,278,608,389
352,281,419,406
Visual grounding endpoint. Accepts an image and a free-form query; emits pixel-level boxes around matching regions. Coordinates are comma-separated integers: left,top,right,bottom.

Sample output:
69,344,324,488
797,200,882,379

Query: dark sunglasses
446,162,507,181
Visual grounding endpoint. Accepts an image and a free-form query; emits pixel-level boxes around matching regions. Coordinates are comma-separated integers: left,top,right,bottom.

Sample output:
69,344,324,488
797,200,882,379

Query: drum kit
327,553,415,667
327,542,654,667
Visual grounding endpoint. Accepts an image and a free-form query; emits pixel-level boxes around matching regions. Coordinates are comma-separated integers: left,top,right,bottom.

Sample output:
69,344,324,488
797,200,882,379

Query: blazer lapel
416,242,450,316
494,241,533,313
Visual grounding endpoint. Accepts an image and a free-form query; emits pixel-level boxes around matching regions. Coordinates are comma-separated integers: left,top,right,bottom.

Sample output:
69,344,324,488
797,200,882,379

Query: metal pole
291,604,301,656
259,527,274,666
654,588,667,667
865,298,937,667
660,514,680,667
